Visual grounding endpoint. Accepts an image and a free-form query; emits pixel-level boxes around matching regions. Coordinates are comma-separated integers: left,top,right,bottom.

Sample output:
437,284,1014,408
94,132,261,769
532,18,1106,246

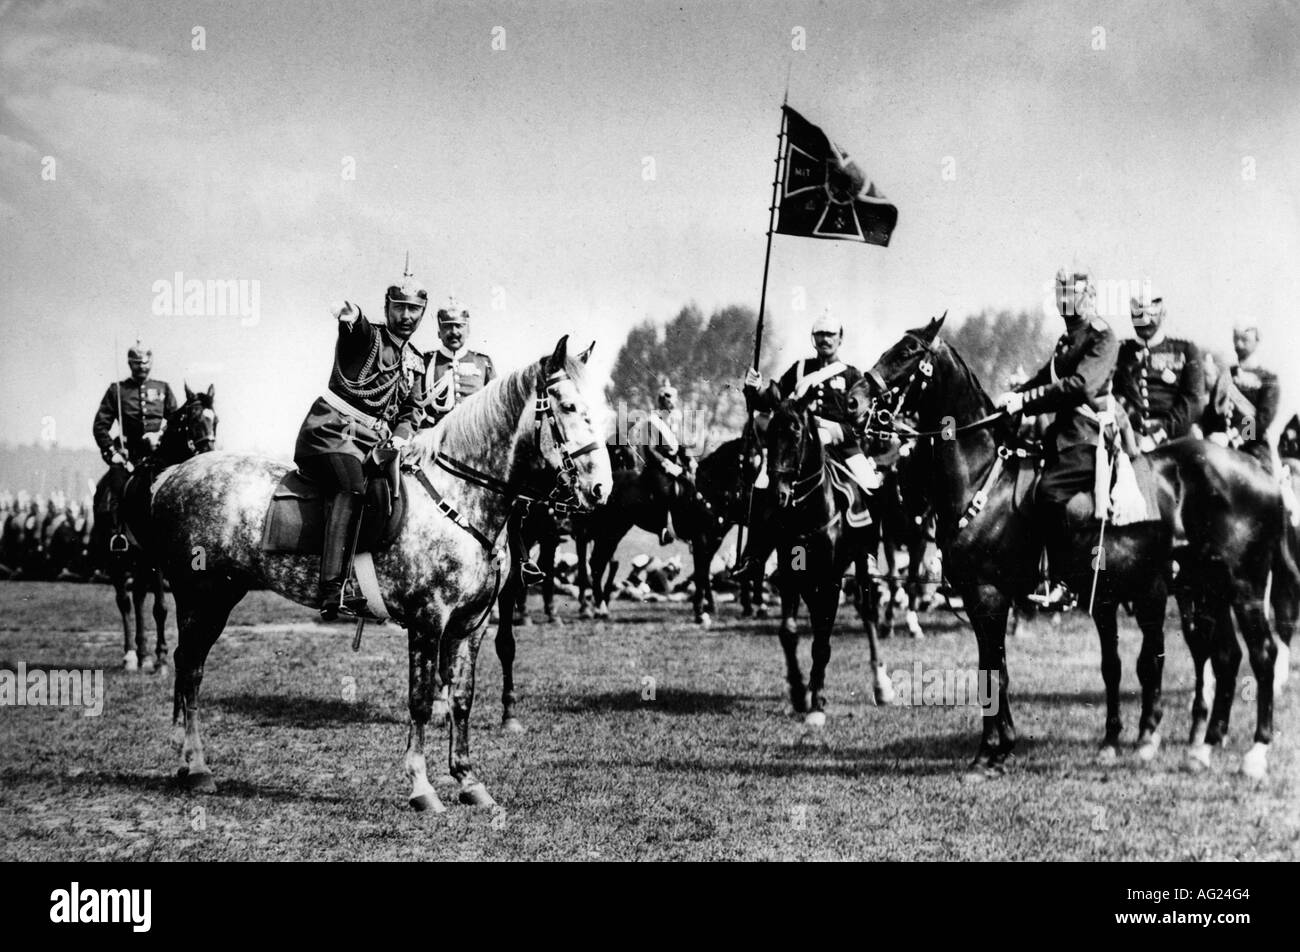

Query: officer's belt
321,389,391,435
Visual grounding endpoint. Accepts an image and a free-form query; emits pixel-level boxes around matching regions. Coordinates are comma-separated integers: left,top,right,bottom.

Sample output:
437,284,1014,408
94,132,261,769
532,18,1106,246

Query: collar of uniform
1141,329,1167,348
1237,355,1261,371
437,343,469,361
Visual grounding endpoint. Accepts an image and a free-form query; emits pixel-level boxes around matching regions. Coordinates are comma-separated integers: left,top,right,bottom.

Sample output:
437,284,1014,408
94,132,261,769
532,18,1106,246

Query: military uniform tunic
294,312,426,464
422,347,496,426
1016,316,1119,507
1203,361,1279,469
1113,335,1204,444
775,357,865,454
93,378,177,463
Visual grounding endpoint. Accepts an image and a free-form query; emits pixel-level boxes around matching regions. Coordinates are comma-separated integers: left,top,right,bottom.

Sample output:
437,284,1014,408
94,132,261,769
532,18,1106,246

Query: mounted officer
1202,321,1279,471
92,341,177,550
644,379,693,545
294,262,428,619
422,299,496,426
1113,282,1204,451
732,309,883,578
994,267,1119,611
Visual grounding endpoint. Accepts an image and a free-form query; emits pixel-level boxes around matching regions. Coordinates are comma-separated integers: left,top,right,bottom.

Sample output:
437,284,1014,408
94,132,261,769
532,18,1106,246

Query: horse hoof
181,769,215,793
1241,742,1268,780
779,618,797,636
501,717,525,734
804,711,826,728
123,651,138,672
410,791,447,813
459,783,496,808
593,606,609,620
697,612,712,629
140,655,156,675
906,611,924,639
578,606,592,619
1135,733,1161,763
1185,744,1212,772
1096,744,1120,766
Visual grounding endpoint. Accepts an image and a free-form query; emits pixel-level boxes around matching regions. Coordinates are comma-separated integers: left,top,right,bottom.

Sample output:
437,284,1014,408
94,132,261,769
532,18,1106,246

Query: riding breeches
297,452,366,494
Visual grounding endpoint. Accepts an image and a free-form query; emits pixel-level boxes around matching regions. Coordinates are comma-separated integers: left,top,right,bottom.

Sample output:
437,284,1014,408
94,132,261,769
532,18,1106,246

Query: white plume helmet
811,307,841,336
1129,279,1165,325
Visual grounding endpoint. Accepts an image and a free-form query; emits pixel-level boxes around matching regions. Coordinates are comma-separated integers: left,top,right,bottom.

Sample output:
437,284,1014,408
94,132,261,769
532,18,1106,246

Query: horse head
176,383,219,455
534,336,613,510
766,385,823,510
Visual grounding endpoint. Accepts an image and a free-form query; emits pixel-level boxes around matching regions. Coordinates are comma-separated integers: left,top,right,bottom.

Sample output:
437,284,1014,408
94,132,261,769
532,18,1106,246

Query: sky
1,0,1297,455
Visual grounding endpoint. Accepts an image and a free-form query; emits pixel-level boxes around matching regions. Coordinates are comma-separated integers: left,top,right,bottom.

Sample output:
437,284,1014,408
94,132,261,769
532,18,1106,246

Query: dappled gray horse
145,339,611,811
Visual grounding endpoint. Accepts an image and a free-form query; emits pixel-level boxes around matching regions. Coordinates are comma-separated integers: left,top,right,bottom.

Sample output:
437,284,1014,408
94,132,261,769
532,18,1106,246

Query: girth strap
409,465,495,551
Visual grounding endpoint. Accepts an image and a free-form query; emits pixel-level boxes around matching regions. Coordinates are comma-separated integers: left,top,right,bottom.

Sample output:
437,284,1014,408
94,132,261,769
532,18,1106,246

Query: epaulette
1089,317,1110,333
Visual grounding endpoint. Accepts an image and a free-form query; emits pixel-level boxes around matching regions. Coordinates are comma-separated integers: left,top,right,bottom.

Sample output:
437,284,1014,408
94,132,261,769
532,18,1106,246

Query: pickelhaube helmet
127,340,152,361
386,253,428,310
1055,265,1095,320
437,297,469,326
657,377,678,402
811,307,842,335
1129,281,1165,326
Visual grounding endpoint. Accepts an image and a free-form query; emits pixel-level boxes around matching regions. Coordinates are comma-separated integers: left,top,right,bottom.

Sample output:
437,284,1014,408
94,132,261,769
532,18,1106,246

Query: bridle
768,404,832,514
863,332,1004,442
409,366,603,549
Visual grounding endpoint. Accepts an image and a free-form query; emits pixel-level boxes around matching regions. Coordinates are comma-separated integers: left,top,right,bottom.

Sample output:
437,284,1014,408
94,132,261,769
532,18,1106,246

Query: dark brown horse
759,384,896,726
96,385,218,672
849,316,1292,778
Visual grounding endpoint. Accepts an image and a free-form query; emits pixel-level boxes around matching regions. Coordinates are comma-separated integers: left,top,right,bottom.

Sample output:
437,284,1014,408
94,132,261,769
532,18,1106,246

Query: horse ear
548,335,569,374
925,311,948,339
185,382,195,401
577,341,595,365
206,383,215,399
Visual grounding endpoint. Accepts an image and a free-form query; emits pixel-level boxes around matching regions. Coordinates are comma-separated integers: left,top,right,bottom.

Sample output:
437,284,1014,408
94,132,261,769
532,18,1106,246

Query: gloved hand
743,368,762,390
143,431,162,450
110,451,127,466
994,391,1024,415
815,419,845,444
662,461,683,478
1138,435,1156,454
1208,431,1230,447
332,300,360,324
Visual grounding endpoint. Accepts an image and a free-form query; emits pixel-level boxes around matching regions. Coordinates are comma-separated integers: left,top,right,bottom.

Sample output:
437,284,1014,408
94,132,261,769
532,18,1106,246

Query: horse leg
151,566,169,675
449,617,496,807
693,534,714,627
576,532,593,618
1233,594,1275,779
906,549,925,638
1204,600,1242,752
540,537,559,624
495,573,524,734
172,582,244,793
963,583,1015,777
1178,588,1215,771
406,618,446,813
589,532,619,619
131,574,150,670
1091,600,1124,761
856,554,894,704
777,570,806,713
115,575,136,670
1133,585,1167,763
804,589,835,728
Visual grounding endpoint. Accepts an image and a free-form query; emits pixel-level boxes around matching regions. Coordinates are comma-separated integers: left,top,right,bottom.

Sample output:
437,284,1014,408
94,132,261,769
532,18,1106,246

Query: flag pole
735,96,789,568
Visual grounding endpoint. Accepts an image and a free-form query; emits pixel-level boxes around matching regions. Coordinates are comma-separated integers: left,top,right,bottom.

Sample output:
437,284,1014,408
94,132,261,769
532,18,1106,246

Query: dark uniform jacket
1016,316,1119,505
1202,361,1279,469
1113,335,1203,444
422,347,496,427
93,378,177,464
294,313,426,463
777,357,865,454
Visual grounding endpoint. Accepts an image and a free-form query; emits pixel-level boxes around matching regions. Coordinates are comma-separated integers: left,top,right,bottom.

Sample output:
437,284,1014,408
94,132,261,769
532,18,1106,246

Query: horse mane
932,336,1021,444
429,354,591,460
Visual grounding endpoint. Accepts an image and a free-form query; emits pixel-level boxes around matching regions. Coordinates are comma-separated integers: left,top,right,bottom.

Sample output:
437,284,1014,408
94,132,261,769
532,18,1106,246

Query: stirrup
109,532,130,553
658,528,675,546
520,560,545,586
1027,582,1077,612
727,556,759,581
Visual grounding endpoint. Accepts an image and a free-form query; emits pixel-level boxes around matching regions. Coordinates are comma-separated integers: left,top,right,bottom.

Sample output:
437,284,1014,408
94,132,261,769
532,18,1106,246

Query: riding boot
1028,507,1078,612
319,491,364,621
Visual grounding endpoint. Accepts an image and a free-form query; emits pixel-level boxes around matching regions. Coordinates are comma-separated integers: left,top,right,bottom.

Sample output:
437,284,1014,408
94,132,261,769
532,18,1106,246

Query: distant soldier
643,379,693,545
995,267,1119,611
294,264,427,619
1202,321,1279,471
1113,283,1204,451
422,299,496,426
92,341,177,548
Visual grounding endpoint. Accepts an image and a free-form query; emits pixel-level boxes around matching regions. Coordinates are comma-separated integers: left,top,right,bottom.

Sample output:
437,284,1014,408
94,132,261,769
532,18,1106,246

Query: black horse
849,316,1292,779
758,383,896,726
95,385,218,671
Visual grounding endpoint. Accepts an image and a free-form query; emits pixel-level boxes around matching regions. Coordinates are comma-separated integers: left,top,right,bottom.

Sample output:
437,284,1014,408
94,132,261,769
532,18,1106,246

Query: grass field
1,580,1296,861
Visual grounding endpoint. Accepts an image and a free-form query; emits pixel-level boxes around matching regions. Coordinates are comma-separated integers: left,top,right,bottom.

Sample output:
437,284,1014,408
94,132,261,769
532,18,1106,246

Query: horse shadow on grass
2,766,346,805
545,690,755,716
210,693,400,728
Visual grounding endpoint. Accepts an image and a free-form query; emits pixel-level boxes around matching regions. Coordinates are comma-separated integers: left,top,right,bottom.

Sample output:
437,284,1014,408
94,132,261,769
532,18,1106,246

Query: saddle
825,449,873,529
261,449,406,555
